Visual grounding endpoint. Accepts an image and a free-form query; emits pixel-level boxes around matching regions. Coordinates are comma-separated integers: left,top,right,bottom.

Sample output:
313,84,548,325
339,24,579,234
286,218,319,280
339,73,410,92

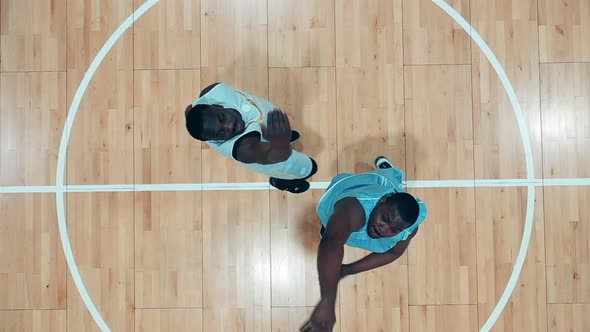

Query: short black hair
384,192,420,226
185,104,208,141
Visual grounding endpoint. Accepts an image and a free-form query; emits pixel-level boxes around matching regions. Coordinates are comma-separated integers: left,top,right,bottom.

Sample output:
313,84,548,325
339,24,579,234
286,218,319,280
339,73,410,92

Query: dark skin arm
300,198,365,332
340,229,417,278
234,109,292,164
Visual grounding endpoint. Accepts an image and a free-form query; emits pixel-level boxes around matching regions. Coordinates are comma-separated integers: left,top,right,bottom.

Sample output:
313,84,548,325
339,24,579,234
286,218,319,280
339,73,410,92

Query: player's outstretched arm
300,198,364,332
340,230,417,278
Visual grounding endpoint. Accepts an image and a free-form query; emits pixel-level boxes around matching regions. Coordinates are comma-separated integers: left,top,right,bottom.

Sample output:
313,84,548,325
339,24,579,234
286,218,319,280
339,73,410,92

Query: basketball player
184,82,317,193
300,156,427,332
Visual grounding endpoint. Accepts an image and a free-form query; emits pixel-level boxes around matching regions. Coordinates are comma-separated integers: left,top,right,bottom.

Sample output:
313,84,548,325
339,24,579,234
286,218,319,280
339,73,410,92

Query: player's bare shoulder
332,197,366,232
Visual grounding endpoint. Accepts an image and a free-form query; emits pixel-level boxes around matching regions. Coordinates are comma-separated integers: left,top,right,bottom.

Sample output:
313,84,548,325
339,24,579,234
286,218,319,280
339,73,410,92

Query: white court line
2,178,590,194
430,1,536,331
543,178,590,186
53,1,160,331
0,186,59,193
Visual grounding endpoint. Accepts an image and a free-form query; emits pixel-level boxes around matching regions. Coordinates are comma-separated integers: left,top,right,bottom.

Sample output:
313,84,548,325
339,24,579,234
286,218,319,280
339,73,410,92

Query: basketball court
1,0,589,331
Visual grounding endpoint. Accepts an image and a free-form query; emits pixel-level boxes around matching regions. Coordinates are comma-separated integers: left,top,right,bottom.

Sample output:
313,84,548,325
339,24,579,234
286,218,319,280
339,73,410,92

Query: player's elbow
319,232,347,248
235,149,258,164
387,246,406,260
276,149,292,162
266,148,292,164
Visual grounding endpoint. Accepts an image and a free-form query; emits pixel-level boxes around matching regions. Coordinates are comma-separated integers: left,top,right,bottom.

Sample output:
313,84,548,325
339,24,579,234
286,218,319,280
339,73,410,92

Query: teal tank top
317,167,427,253
192,83,313,179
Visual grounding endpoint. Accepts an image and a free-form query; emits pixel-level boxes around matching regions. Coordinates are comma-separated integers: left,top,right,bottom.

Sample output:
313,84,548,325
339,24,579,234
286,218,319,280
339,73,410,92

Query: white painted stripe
543,178,590,186
309,181,332,189
66,184,134,192
406,179,542,188
430,1,536,331
53,1,160,332
0,186,58,193
3,177,590,194
201,182,265,191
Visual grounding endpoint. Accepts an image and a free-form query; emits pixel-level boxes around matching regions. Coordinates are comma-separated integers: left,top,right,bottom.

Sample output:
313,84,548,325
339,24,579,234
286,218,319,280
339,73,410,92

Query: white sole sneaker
374,156,393,169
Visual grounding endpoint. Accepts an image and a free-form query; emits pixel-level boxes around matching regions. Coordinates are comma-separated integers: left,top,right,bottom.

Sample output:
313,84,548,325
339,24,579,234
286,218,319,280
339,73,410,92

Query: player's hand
261,108,292,146
300,299,336,332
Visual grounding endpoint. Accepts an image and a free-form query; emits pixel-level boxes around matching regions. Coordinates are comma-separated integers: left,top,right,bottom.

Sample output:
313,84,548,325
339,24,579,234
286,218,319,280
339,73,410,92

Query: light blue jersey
317,167,427,253
192,83,313,180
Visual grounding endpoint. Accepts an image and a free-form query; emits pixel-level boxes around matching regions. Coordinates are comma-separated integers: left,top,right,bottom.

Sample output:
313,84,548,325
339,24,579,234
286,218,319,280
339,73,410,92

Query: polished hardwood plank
0,72,66,185
202,191,271,330
408,188,477,305
133,69,201,184
0,194,66,310
471,0,543,179
0,0,66,71
0,310,66,332
268,0,335,67
269,67,337,181
403,0,471,65
133,0,201,70
135,191,202,308
66,0,134,185
135,308,203,332
476,187,547,331
65,192,134,332
405,65,474,181
539,0,590,62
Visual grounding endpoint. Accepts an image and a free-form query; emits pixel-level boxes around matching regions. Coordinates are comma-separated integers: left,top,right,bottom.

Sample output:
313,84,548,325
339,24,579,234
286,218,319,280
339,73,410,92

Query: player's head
366,192,419,239
185,103,246,141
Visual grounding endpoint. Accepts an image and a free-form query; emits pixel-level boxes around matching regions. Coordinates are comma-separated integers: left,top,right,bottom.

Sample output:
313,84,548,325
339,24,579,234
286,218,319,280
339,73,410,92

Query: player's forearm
266,142,292,163
317,237,345,306
258,143,291,165
253,142,292,164
341,251,400,277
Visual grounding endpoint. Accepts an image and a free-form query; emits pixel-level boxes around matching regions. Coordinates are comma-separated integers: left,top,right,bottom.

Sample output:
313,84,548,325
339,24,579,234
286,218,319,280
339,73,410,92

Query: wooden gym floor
1,0,589,331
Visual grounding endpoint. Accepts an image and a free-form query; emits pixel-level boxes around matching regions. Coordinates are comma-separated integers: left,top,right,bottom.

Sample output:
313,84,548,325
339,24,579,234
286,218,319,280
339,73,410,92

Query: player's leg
269,157,317,194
